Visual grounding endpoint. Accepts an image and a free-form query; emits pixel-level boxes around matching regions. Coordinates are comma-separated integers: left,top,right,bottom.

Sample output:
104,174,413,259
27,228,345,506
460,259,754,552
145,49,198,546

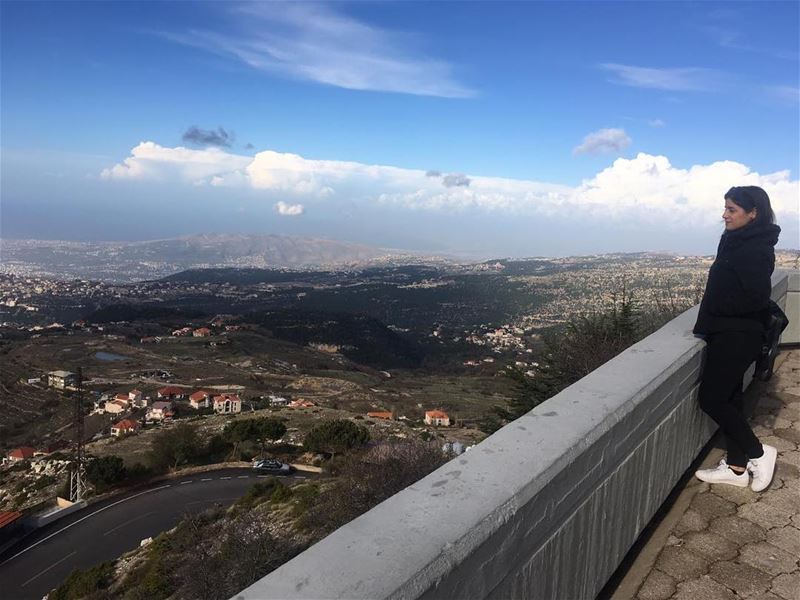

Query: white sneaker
695,459,750,487
748,444,777,492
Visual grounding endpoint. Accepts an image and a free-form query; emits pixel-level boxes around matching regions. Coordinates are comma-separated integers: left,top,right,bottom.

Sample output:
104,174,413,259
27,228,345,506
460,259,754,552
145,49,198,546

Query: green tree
148,423,201,471
304,419,370,458
223,417,287,458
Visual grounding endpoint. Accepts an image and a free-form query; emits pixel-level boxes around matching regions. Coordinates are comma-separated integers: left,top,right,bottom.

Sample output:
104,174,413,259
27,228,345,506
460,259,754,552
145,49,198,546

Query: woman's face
723,198,756,231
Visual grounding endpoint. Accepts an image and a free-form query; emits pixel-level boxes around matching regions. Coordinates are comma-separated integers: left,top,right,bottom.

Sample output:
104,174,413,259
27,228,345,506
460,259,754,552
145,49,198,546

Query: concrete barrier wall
234,272,795,600
780,271,799,344
32,499,87,528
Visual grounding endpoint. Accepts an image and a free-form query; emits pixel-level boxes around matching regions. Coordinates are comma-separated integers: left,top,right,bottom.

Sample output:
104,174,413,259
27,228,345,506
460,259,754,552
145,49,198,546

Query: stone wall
234,272,797,600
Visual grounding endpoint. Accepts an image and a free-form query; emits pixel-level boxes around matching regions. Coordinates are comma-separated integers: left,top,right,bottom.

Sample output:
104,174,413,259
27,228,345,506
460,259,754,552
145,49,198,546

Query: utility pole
69,367,87,503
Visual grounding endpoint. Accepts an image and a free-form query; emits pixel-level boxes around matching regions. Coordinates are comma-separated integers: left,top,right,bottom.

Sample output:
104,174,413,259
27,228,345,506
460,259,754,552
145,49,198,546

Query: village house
213,394,242,414
47,370,77,390
104,399,128,414
424,410,451,427
147,401,174,421
189,390,212,409
111,419,141,437
4,447,35,463
193,327,212,337
367,411,394,420
268,394,289,407
128,389,143,403
171,327,193,337
288,399,315,409
157,386,186,400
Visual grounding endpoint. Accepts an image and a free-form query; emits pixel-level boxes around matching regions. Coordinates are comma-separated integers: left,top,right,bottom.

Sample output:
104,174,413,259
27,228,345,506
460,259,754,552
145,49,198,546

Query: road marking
179,480,193,485
237,475,250,479
20,551,76,587
103,511,155,536
201,478,212,481
256,475,270,478
0,484,172,566
220,476,231,480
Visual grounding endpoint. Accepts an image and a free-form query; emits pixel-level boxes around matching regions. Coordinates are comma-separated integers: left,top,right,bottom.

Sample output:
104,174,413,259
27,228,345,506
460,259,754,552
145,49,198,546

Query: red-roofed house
367,411,394,420
6,447,35,462
129,389,143,403
157,386,186,400
288,399,315,409
104,399,127,414
189,390,212,409
193,327,212,337
213,394,242,415
424,410,450,427
111,419,141,437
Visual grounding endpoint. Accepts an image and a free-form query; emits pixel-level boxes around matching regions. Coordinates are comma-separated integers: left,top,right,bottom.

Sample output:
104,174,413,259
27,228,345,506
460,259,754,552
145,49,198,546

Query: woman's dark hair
725,186,775,226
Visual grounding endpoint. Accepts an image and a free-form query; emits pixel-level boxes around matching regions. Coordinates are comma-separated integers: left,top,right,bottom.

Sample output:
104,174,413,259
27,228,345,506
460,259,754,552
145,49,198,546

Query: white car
251,458,294,475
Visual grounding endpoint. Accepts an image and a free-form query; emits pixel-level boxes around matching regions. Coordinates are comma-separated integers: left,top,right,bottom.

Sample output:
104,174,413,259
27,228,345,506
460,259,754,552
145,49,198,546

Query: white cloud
101,143,799,231
767,85,800,104
648,118,666,128
573,153,798,227
600,63,722,91
274,201,305,216
100,142,250,183
573,128,632,156
160,2,475,98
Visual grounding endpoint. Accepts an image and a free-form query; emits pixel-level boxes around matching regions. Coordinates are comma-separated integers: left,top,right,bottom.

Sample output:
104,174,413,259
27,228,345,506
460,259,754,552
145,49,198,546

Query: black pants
697,330,764,468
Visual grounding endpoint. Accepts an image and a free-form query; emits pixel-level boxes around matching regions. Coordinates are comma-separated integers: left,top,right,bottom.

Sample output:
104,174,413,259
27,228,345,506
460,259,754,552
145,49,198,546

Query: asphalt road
0,468,308,600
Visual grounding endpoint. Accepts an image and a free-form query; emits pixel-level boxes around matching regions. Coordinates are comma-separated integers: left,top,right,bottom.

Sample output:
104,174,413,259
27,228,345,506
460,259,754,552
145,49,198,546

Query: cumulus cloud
274,201,305,216
600,63,722,91
101,142,798,232
182,126,234,147
442,173,471,188
573,128,632,156
100,142,251,182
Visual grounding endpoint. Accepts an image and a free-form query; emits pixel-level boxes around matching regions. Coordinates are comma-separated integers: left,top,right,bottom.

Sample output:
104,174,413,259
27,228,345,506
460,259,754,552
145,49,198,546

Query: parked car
252,458,294,475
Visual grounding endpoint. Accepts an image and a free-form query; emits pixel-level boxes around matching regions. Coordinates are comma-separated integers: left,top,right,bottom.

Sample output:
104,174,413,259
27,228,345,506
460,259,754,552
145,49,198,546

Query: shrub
303,419,370,458
86,456,127,490
235,480,277,512
301,441,446,533
31,474,57,491
270,482,293,504
50,561,115,600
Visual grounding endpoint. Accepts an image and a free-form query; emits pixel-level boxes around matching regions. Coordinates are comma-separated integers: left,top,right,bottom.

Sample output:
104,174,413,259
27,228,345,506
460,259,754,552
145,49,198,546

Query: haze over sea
2,1,798,258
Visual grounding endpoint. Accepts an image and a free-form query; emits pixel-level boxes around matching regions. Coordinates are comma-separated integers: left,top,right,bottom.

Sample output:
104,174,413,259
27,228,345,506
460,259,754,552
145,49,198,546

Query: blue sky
1,1,798,257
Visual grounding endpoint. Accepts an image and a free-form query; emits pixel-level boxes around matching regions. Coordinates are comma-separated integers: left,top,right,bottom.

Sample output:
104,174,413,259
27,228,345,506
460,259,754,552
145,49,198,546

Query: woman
693,186,781,491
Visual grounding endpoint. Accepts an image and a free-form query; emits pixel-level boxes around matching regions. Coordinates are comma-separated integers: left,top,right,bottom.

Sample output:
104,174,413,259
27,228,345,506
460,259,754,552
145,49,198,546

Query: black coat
693,223,780,335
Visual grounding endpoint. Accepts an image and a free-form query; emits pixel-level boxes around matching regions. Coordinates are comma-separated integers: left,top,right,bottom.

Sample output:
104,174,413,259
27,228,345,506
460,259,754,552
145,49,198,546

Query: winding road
0,468,308,600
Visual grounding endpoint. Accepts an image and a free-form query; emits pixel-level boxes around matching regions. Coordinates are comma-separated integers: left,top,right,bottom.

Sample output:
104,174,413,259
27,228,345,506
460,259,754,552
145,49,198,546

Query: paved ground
628,349,800,600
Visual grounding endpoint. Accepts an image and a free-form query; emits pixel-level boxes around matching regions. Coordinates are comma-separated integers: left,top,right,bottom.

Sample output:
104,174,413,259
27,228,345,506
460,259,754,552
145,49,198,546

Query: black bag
754,300,790,381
